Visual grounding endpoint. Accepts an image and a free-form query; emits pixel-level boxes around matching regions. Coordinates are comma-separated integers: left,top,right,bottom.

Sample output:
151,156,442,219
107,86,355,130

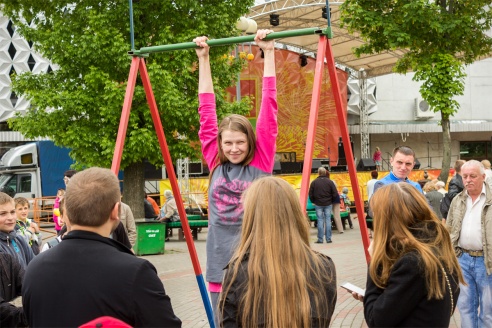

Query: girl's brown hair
370,182,464,299
220,177,334,328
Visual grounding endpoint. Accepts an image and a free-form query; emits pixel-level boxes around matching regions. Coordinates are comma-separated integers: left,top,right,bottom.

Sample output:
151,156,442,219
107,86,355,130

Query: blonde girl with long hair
220,177,337,328
364,182,464,327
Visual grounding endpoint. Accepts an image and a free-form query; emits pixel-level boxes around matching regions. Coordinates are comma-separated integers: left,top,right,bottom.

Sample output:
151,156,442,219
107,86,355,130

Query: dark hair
371,170,378,179
64,170,77,178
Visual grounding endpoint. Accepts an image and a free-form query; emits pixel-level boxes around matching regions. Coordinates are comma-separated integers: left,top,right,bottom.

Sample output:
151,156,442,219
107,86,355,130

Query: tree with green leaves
340,0,492,183
1,0,253,216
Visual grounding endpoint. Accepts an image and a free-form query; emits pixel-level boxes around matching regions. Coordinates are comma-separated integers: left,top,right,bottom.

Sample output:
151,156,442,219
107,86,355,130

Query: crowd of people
1,28,491,328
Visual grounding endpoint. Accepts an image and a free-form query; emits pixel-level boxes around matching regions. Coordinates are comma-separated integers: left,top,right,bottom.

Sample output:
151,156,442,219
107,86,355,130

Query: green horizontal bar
131,27,325,55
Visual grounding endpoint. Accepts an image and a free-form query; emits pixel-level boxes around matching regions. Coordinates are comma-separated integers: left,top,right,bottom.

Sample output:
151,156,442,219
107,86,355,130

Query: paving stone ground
144,218,461,327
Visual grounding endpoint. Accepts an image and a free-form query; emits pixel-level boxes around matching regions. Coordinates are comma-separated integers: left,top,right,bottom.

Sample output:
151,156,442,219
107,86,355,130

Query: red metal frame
112,35,371,276
110,57,202,272
299,35,371,263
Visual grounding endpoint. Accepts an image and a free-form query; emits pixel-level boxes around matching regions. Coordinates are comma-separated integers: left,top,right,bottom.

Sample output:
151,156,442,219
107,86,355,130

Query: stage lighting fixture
270,14,280,26
322,6,332,19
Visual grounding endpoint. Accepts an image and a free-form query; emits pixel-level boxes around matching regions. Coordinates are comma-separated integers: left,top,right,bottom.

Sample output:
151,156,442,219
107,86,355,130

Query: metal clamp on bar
127,51,149,57
131,27,325,56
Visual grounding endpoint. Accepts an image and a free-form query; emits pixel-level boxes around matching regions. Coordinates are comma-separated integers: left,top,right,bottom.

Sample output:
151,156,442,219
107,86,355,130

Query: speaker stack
272,160,282,174
357,158,376,171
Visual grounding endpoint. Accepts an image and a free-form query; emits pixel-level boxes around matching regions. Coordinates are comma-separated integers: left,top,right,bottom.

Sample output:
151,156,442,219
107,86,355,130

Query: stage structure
112,1,370,326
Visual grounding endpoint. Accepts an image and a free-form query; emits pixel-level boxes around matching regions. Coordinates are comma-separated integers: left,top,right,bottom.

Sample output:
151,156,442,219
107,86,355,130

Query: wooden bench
166,219,209,241
307,210,351,231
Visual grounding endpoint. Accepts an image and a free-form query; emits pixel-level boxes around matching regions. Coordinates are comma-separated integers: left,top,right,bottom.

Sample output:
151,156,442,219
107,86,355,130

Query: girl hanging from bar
194,29,278,325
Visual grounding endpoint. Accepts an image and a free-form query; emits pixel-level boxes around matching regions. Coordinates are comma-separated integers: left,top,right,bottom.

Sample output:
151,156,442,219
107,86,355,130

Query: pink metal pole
299,35,328,212
325,40,371,264
111,56,140,175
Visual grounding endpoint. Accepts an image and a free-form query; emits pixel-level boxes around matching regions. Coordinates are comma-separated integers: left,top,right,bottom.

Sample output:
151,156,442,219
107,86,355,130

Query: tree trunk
439,113,452,185
122,161,145,219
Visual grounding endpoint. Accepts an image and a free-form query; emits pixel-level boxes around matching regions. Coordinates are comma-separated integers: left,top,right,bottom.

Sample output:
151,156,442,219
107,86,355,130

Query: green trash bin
134,220,165,256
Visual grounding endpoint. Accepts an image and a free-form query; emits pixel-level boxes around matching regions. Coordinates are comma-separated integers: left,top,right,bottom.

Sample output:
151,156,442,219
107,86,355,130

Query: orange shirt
146,196,160,215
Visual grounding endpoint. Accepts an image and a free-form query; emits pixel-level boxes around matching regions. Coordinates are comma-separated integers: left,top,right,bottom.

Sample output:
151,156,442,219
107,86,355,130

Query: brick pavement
145,219,461,327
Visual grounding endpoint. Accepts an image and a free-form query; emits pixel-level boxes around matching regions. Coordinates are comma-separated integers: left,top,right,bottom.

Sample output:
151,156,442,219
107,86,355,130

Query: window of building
459,141,492,161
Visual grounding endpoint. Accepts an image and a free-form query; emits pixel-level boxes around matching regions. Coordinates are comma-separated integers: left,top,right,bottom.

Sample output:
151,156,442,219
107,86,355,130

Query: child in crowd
15,197,41,255
41,198,69,252
340,187,354,229
194,29,278,323
53,188,65,235
220,177,337,327
0,192,34,270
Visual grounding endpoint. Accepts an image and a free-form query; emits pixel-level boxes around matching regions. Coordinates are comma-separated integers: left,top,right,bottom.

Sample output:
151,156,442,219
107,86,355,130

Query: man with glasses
22,167,181,328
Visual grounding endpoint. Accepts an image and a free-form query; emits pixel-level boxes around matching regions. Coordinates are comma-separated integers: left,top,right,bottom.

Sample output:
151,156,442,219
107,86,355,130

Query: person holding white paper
362,182,463,327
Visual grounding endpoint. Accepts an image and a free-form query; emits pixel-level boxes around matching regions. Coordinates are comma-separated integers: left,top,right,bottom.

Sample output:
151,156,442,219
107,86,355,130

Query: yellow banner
160,169,451,209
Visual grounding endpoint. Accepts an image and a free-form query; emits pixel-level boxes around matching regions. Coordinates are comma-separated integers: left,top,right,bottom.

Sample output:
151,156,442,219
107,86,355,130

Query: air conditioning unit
414,97,435,120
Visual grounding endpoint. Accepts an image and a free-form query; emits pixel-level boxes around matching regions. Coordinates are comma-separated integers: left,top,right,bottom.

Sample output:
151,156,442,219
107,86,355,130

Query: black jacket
309,176,338,206
110,221,132,249
22,230,181,328
0,252,28,327
440,174,464,218
447,174,464,200
364,252,459,327
221,253,337,327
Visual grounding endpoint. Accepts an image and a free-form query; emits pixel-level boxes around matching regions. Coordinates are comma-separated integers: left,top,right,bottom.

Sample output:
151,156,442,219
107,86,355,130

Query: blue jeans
315,205,332,242
457,253,492,328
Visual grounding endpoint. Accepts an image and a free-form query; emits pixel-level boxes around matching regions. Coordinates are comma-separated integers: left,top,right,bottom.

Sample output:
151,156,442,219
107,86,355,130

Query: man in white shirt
447,160,492,327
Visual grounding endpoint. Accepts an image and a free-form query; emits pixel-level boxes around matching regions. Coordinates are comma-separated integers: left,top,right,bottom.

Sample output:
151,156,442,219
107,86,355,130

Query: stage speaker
331,165,347,172
311,159,323,173
414,158,421,169
281,162,302,174
189,162,203,175
273,160,282,174
357,158,376,171
338,141,345,160
144,160,163,179
319,158,330,170
202,165,210,176
337,158,347,166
